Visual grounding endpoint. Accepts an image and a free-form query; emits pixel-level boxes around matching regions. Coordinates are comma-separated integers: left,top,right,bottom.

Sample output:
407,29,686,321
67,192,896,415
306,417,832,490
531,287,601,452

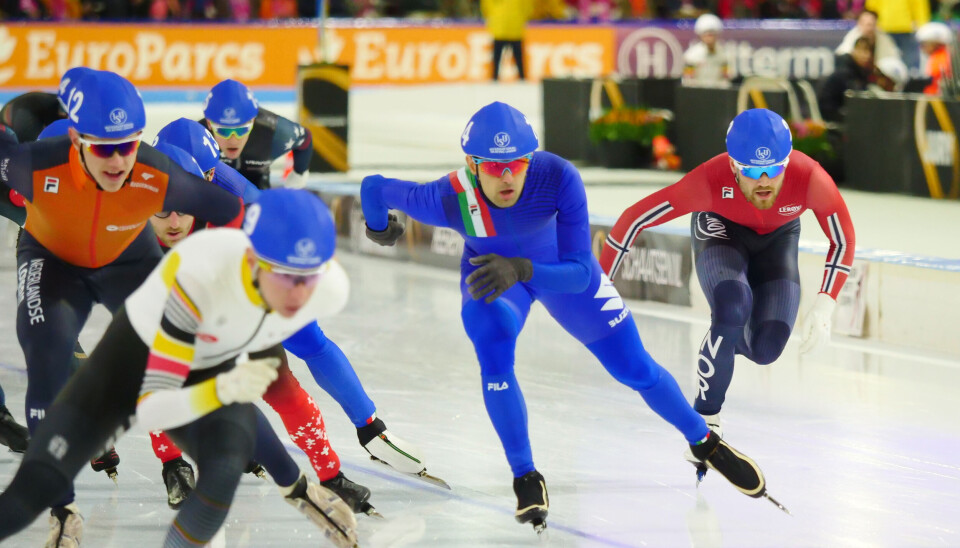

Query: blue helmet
725,109,793,166
69,71,146,139
57,66,95,112
38,119,72,140
203,79,259,126
461,101,539,160
153,142,204,179
242,189,336,273
155,118,220,172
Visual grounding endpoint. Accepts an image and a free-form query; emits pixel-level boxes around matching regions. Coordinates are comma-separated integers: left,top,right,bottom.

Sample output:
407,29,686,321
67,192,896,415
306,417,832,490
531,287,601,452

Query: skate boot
513,470,548,534
90,447,119,483
684,413,722,480
0,404,29,453
321,471,382,517
281,473,358,548
245,460,267,479
45,503,82,548
688,431,789,513
359,417,450,489
162,457,196,509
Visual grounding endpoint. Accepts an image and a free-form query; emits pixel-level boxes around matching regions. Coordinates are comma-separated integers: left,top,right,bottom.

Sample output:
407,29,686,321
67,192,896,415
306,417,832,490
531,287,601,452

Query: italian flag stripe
448,169,496,237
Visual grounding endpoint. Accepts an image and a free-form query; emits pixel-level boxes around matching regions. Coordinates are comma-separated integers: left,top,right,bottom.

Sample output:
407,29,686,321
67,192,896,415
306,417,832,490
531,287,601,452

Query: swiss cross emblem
722,187,734,199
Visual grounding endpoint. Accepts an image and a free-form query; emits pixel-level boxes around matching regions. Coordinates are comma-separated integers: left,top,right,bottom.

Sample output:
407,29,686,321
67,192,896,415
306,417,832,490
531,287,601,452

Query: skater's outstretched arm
360,174,451,230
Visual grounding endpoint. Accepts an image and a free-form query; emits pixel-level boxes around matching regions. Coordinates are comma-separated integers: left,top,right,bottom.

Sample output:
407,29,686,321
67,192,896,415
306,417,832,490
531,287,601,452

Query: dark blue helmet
725,109,792,167
155,118,220,173
461,102,539,160
242,189,336,274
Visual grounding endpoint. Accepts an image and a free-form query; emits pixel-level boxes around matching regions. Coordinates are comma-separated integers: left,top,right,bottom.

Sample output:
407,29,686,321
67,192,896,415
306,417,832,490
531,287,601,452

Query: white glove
285,171,307,189
799,293,836,354
215,353,280,405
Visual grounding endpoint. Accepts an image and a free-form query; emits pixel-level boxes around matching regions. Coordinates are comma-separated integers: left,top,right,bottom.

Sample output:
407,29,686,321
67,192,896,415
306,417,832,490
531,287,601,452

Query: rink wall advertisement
321,192,692,306
0,21,848,89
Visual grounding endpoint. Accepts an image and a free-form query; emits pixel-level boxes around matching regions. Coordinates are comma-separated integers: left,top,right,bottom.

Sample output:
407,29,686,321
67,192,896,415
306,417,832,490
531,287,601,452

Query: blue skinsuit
211,161,377,428
362,151,709,476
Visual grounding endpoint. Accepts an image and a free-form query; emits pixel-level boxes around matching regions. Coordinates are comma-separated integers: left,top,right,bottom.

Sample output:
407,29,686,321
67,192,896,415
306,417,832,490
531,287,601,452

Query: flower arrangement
588,107,671,146
789,119,835,160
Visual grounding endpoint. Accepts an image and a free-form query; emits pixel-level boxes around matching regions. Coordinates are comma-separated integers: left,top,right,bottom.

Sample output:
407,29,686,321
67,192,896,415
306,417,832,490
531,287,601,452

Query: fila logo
29,408,45,419
486,381,509,391
778,204,802,216
594,273,624,314
722,187,734,199
44,176,59,193
469,204,479,215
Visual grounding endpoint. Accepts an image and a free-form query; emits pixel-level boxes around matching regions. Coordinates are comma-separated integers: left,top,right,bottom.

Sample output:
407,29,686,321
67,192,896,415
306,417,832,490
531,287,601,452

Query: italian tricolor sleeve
806,167,856,300
136,258,220,432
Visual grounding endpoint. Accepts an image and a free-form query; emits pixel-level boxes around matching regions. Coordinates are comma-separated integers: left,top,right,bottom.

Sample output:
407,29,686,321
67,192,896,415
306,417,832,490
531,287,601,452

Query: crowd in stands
0,0,957,22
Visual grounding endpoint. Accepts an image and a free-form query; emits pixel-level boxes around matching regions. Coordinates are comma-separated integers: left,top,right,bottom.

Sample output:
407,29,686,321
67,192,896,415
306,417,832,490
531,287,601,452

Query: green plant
789,119,835,160
589,107,670,146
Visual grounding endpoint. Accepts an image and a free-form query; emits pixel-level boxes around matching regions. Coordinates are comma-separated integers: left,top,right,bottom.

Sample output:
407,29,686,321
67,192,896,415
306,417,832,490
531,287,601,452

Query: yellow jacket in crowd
481,0,534,40
865,0,930,34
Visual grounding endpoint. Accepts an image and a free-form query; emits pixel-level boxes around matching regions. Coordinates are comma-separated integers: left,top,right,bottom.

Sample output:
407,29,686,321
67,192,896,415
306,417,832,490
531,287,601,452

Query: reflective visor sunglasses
78,135,141,159
472,154,533,178
210,122,254,139
734,158,789,180
256,258,321,288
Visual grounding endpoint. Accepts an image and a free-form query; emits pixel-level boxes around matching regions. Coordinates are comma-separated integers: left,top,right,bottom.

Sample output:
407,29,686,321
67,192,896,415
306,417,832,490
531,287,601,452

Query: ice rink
0,84,957,547
1,250,959,548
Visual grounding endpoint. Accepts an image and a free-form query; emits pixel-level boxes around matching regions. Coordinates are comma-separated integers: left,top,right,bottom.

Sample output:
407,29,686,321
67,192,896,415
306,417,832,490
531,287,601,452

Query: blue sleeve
360,174,450,231
214,161,261,203
272,117,312,175
525,163,592,294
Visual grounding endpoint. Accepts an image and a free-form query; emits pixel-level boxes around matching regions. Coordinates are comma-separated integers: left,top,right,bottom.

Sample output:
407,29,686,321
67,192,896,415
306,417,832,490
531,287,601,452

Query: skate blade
694,463,708,486
531,517,547,536
415,470,451,490
360,502,385,519
763,492,791,515
106,467,118,485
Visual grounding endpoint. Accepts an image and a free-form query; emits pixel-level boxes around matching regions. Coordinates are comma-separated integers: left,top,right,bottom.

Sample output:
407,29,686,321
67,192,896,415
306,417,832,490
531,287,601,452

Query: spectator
683,14,730,85
916,21,953,95
874,56,909,91
865,0,929,74
818,36,875,122
836,10,902,63
481,0,532,80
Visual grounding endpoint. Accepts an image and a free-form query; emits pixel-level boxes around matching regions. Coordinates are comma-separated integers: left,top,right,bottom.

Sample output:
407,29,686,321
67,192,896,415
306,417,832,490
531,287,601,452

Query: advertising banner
0,22,614,90
614,21,847,80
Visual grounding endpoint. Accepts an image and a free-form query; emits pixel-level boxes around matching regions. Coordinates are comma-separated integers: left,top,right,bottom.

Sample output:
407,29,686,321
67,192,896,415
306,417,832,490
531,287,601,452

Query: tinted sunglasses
210,123,253,139
78,136,141,159
256,258,321,288
734,159,789,180
472,154,533,178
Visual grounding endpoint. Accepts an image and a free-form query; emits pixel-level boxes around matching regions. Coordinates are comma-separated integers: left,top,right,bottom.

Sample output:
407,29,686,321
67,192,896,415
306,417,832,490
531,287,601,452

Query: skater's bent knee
750,322,791,365
462,300,520,344
712,281,752,326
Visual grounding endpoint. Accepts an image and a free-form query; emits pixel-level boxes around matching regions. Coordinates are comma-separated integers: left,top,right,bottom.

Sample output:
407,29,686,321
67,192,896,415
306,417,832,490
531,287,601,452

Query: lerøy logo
778,204,802,216
493,132,511,148
0,27,16,85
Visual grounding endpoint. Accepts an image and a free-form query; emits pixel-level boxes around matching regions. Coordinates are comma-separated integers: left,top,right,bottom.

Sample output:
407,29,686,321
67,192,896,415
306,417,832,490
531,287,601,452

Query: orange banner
0,22,614,89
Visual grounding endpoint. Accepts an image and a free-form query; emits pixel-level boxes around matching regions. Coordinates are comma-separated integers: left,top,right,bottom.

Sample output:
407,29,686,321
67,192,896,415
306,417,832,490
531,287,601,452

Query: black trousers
493,39,525,80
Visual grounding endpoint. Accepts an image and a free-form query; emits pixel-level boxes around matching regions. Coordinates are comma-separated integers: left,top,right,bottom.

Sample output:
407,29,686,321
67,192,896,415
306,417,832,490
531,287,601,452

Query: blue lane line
281,441,641,548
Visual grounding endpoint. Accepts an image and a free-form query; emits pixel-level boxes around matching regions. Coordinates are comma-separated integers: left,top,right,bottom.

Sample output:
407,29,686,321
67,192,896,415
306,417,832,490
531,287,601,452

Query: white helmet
876,57,908,89
694,13,723,36
916,22,953,44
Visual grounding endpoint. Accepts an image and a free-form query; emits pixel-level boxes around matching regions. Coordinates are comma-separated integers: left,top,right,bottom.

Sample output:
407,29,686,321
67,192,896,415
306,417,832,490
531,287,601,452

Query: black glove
365,213,405,246
466,254,533,304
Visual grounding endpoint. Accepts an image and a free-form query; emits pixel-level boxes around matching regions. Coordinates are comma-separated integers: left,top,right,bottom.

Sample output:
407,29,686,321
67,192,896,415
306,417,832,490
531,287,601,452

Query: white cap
916,22,953,44
876,57,908,87
694,14,723,36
